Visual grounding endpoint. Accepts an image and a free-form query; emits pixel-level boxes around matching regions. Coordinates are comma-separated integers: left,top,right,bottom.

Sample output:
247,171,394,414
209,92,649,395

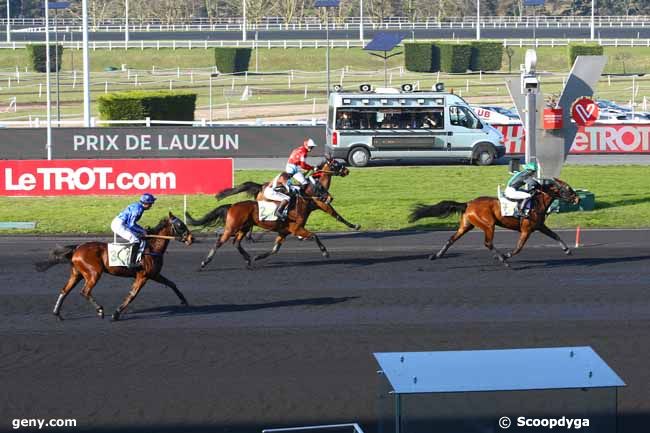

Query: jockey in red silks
286,138,317,186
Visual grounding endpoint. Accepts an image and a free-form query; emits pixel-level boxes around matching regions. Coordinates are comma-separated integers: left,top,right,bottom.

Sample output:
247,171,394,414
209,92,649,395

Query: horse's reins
144,234,176,240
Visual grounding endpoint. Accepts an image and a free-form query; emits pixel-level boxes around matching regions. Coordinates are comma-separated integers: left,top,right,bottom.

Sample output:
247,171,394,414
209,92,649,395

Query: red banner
495,123,650,155
0,158,233,197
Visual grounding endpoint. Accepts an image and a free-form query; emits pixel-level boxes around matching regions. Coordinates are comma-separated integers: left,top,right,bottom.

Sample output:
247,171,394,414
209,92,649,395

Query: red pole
575,226,581,248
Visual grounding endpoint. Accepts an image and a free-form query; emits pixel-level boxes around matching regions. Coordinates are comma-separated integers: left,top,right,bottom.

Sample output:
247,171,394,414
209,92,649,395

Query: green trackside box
549,189,595,213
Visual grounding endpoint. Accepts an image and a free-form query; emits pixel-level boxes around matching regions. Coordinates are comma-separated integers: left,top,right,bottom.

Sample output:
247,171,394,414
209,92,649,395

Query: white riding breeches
504,187,531,201
285,163,307,185
111,217,140,243
264,186,290,202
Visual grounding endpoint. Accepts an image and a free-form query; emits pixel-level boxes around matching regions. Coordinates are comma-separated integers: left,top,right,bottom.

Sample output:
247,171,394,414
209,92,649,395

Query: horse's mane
147,218,169,234
316,159,328,170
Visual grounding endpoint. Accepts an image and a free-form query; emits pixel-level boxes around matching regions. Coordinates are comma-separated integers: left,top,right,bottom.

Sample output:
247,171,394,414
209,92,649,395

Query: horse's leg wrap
539,224,571,255
200,240,223,269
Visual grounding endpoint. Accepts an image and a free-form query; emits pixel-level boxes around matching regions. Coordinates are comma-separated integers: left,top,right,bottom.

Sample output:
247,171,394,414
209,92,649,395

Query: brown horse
215,157,360,230
35,213,193,321
186,183,332,269
409,178,579,267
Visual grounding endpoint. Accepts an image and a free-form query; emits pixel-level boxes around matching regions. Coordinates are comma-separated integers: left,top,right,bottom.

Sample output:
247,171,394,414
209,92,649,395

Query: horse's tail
215,182,262,200
409,201,468,222
34,244,77,272
186,204,232,227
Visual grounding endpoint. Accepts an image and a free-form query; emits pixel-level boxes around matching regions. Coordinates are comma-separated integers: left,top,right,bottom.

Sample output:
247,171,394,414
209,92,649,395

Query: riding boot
131,239,146,268
520,199,530,218
275,200,289,221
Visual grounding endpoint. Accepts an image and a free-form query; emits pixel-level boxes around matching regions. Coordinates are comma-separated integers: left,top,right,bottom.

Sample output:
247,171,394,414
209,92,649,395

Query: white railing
0,39,368,50
0,117,326,128
3,15,650,27
3,38,650,51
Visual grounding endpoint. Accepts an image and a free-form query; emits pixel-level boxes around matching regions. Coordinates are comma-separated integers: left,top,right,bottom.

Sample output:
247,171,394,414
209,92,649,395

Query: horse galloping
35,213,193,321
186,183,332,269
409,178,579,266
215,157,360,231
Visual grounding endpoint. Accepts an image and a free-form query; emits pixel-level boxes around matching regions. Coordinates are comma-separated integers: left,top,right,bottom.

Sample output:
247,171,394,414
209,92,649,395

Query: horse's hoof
111,312,120,322
428,254,437,261
503,252,512,259
353,224,361,231
564,249,572,256
322,251,330,258
54,313,64,321
180,300,189,307
97,308,104,319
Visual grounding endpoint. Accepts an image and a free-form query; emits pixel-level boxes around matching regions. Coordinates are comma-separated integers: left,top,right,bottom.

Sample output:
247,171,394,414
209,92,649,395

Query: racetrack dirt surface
1,229,649,433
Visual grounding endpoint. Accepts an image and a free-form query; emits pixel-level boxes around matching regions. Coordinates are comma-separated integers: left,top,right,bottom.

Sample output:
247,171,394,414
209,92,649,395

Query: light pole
125,0,129,44
590,0,595,40
49,2,70,126
45,0,52,160
242,0,246,41
476,0,480,40
315,0,340,98
5,0,10,43
359,0,363,42
82,0,90,127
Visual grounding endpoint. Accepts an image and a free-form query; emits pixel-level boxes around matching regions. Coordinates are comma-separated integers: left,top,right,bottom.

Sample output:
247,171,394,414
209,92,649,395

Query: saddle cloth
497,185,519,217
108,242,138,267
258,200,279,221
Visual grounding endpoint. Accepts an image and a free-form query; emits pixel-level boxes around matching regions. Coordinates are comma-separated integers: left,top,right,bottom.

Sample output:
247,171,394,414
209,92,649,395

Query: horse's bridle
170,216,190,242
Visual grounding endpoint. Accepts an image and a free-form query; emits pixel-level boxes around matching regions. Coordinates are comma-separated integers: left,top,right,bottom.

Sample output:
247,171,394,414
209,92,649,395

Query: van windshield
335,107,444,130
449,105,482,129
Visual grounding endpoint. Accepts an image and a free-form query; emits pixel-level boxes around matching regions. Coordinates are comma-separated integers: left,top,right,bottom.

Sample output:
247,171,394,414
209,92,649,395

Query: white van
325,87,506,167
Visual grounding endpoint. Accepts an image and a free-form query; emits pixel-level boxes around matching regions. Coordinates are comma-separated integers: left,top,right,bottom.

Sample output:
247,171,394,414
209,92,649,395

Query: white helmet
305,138,317,148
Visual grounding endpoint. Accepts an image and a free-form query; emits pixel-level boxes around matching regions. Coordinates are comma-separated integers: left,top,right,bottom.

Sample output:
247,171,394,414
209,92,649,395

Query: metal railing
3,38,650,51
3,15,650,26
4,16,650,33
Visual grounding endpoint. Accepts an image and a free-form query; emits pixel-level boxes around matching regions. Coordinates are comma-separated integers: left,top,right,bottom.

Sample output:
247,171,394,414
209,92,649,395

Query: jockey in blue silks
110,193,156,264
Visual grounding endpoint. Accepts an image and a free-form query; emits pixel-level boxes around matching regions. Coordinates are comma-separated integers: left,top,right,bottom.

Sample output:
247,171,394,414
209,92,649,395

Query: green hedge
98,90,197,123
439,43,472,73
404,43,440,72
567,43,604,68
470,42,503,71
26,44,63,73
214,47,252,73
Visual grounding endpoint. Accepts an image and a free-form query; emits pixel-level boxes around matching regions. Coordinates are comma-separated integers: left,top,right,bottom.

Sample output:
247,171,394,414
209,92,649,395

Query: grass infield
0,165,648,234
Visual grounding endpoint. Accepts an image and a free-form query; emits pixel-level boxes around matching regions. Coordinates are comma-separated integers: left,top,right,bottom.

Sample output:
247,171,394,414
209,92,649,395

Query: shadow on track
130,296,358,319
250,254,422,269
513,254,650,270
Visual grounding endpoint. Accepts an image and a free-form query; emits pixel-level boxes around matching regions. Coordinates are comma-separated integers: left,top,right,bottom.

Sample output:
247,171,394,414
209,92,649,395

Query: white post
242,0,247,41
45,0,52,160
359,0,364,42
183,195,187,224
125,0,129,44
209,74,213,122
590,0,595,41
5,0,10,43
82,0,91,127
476,0,480,40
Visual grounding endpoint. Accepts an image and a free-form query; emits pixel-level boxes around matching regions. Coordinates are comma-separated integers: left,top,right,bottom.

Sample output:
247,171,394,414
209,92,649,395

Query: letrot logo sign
0,159,233,196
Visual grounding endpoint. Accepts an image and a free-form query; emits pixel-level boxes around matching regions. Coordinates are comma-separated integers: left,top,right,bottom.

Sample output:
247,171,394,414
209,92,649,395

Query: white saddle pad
108,242,137,267
497,185,518,217
498,196,519,217
258,200,279,221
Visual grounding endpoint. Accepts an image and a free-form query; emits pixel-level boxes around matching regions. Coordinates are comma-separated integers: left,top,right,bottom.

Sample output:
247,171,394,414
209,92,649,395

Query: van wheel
473,144,496,166
348,147,370,167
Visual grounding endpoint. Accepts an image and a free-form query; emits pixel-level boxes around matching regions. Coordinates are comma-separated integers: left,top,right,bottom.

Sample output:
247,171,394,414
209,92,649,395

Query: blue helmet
140,193,156,204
